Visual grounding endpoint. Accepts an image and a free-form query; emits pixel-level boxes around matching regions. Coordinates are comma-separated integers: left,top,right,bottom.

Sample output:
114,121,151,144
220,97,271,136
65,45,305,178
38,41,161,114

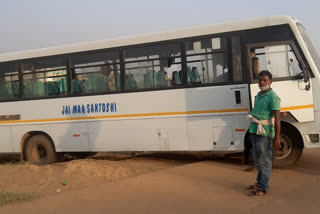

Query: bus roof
0,15,298,63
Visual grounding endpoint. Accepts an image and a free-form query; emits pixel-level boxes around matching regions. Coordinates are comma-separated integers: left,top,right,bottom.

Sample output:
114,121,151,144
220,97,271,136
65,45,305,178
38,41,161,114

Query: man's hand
273,137,281,150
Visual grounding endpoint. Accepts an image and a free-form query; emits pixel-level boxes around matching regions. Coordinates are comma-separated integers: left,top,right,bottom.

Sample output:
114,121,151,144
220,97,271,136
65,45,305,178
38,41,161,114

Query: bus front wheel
273,126,303,168
25,134,57,165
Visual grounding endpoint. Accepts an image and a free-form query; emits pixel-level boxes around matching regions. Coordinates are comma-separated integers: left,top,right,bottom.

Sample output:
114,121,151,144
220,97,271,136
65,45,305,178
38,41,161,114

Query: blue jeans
252,134,273,192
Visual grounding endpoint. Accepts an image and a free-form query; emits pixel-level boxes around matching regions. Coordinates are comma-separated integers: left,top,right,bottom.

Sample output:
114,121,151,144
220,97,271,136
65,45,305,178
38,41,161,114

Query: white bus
0,16,319,166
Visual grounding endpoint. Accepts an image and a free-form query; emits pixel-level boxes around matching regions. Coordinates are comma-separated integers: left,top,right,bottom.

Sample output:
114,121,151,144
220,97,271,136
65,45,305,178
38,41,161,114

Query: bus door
186,35,251,151
247,42,314,123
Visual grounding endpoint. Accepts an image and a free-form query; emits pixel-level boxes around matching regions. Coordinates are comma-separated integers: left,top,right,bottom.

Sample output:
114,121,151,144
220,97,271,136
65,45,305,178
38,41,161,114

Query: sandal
248,189,267,197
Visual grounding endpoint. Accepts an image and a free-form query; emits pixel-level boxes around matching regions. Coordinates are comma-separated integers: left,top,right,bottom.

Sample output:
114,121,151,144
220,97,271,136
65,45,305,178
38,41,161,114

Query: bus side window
47,81,59,95
71,51,120,94
0,81,19,99
144,70,157,88
172,71,181,85
0,63,20,100
0,79,9,99
142,70,167,88
59,78,67,95
185,37,230,84
251,45,303,79
156,70,167,87
125,73,137,89
72,79,87,94
21,57,67,98
124,43,181,90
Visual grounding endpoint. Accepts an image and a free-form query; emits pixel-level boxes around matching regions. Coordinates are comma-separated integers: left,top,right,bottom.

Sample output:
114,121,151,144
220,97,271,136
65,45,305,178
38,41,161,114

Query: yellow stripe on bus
0,108,249,124
281,104,314,111
0,104,314,125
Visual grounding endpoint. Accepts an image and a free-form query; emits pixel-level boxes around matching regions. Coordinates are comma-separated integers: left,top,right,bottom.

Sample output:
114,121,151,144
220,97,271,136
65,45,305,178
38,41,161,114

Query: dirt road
0,149,319,214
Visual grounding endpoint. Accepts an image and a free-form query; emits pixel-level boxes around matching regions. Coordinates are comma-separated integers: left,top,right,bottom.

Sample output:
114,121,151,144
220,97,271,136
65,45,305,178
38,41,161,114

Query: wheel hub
274,134,292,160
32,144,47,162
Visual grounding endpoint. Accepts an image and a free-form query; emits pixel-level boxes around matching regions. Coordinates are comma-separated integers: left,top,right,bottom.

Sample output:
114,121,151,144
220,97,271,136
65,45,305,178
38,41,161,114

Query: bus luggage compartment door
0,127,13,152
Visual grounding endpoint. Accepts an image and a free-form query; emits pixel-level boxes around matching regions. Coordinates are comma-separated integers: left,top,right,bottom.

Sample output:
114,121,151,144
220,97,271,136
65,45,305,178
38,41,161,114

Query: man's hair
258,70,272,80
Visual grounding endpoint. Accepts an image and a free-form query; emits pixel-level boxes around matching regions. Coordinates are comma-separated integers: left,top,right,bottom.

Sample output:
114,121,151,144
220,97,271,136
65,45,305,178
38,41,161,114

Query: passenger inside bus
250,48,260,78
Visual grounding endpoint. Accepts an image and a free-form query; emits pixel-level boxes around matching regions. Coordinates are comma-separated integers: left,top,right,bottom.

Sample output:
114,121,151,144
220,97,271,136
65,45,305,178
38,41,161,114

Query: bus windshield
297,23,320,74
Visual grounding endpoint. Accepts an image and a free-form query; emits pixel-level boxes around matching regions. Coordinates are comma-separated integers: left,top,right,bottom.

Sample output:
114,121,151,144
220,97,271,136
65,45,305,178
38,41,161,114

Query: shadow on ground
0,154,21,165
92,151,244,167
0,151,244,166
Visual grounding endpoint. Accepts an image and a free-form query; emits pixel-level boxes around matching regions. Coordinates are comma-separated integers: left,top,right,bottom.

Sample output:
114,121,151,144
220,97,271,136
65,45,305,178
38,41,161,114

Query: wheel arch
244,121,304,147
20,131,56,161
281,121,304,148
243,121,304,151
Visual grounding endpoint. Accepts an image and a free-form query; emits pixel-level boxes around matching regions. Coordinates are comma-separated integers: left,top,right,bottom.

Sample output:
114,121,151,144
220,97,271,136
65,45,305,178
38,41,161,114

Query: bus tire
25,134,57,165
273,126,303,168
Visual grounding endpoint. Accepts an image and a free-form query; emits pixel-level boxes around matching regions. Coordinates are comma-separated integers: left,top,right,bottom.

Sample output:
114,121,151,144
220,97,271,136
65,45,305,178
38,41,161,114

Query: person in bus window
251,49,260,79
247,70,281,197
100,65,113,91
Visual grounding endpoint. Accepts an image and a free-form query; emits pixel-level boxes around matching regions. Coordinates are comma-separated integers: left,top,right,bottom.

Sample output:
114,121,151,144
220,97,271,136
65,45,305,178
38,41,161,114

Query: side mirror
303,67,308,83
303,67,311,91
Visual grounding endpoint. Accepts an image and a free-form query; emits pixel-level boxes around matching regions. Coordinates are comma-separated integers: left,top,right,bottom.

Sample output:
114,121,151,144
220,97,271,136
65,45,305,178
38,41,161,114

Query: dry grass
0,192,40,206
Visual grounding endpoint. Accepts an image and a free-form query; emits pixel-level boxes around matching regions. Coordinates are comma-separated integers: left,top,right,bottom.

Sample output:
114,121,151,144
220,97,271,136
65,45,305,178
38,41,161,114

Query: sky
0,0,319,55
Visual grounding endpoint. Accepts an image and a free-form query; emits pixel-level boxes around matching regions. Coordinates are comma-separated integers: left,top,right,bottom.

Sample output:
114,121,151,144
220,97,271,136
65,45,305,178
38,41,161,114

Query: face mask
259,84,270,91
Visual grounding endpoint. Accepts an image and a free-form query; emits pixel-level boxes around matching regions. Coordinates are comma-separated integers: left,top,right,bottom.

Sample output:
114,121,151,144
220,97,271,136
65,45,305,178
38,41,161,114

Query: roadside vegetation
0,192,40,206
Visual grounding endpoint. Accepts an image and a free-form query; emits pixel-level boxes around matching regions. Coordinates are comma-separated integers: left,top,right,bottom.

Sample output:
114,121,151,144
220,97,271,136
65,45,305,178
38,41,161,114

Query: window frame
123,41,184,90
20,55,69,99
70,49,121,95
0,62,20,101
246,40,313,83
0,31,246,102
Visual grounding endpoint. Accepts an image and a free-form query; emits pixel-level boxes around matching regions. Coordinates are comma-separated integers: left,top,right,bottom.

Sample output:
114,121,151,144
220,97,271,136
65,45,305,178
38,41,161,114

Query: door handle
235,90,241,104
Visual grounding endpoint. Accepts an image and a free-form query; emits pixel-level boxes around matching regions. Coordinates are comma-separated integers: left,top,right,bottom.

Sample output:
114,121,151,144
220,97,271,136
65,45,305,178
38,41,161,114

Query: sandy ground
0,149,319,214
0,152,192,196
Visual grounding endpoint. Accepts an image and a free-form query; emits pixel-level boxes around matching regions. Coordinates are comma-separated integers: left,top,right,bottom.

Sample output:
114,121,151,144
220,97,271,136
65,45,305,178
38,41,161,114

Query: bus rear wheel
25,134,57,165
273,126,303,168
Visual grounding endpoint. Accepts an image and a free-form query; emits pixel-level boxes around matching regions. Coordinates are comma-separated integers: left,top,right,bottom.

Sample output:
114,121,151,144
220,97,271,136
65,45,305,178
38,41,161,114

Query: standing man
248,70,281,197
